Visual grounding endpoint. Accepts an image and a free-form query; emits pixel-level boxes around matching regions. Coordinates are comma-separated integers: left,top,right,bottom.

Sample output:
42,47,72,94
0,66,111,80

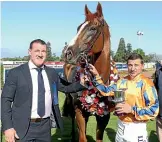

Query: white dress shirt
28,60,52,118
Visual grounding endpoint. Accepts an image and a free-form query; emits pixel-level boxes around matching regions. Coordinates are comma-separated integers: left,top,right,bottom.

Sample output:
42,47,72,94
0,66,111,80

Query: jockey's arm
131,82,159,121
92,75,117,96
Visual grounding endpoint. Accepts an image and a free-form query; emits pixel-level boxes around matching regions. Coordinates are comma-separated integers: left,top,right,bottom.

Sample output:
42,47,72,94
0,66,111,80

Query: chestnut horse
62,3,118,142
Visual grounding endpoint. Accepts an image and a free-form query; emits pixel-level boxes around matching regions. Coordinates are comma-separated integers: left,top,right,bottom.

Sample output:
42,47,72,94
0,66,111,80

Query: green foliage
46,42,53,61
113,38,153,63
125,43,133,60
114,38,126,62
22,56,30,61
2,56,28,61
60,42,68,61
133,48,145,59
144,54,154,63
110,50,115,58
45,42,61,61
133,48,153,62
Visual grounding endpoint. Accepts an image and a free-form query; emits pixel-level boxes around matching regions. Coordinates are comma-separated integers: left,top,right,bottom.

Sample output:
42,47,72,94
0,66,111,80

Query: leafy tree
53,53,60,61
22,56,29,61
114,38,126,62
46,41,53,61
60,42,68,61
2,57,23,61
133,48,145,59
110,50,115,59
144,54,154,63
125,43,132,60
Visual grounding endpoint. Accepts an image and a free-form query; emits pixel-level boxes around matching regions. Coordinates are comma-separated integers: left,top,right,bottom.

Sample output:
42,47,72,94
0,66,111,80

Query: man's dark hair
127,53,144,64
29,39,47,49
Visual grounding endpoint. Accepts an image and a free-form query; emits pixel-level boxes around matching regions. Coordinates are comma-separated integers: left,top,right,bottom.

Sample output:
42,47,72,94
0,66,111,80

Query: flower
89,89,96,94
93,97,99,104
89,104,97,112
99,102,105,107
82,90,89,97
97,107,104,116
80,97,86,104
85,96,93,104
91,93,96,98
76,61,119,116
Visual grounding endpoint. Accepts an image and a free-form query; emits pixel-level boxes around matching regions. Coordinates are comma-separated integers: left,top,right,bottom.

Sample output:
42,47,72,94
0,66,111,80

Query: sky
1,1,162,58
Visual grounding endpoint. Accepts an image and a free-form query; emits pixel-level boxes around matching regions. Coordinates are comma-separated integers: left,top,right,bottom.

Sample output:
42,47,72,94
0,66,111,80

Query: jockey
86,53,159,142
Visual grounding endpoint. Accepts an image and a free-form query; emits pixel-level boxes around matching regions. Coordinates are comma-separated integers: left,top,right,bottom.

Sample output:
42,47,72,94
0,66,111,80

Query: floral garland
75,60,119,116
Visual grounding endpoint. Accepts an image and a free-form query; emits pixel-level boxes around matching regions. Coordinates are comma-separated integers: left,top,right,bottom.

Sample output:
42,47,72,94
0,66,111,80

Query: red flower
97,107,104,115
89,89,95,94
84,104,89,109
93,97,99,104
82,90,89,97
80,97,86,103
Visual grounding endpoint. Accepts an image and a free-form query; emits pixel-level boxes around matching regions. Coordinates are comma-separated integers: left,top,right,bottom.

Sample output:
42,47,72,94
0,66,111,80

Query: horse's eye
90,27,96,31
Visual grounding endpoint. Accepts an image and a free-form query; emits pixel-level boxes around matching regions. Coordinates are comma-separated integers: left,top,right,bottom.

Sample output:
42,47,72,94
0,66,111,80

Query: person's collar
128,73,142,81
28,60,44,70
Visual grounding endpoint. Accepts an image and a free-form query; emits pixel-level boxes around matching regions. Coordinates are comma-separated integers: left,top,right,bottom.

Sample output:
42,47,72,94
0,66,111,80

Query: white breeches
115,119,148,142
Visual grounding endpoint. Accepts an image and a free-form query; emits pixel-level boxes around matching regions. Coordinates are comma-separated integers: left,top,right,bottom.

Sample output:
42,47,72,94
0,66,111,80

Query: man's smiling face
28,42,47,67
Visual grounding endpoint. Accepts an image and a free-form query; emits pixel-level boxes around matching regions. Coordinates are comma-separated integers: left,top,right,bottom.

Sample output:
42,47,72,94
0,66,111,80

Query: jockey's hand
115,102,132,114
80,75,89,87
88,64,99,76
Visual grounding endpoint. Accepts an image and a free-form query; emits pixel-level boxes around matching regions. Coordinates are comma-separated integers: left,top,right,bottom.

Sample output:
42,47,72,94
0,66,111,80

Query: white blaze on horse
62,2,119,142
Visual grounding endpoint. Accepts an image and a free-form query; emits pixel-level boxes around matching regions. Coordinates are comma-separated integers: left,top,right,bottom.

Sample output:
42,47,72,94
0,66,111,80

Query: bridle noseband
65,18,105,65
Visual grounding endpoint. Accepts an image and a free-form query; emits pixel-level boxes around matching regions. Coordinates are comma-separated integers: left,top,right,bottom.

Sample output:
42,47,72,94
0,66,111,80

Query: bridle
65,18,105,65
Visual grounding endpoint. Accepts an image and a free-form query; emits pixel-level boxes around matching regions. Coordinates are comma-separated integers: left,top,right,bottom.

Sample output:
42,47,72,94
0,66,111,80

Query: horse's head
63,2,110,65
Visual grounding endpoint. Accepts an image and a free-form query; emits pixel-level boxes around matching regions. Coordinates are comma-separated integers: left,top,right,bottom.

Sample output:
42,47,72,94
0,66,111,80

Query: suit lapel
44,66,54,100
45,66,59,105
21,63,33,94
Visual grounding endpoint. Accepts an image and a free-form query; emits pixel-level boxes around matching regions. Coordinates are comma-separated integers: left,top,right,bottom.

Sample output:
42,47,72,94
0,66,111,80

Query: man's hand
80,74,89,87
88,64,99,76
115,102,132,114
4,128,19,142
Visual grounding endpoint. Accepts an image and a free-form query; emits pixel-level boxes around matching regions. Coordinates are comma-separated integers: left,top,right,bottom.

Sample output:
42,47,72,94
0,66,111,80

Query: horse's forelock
85,13,96,21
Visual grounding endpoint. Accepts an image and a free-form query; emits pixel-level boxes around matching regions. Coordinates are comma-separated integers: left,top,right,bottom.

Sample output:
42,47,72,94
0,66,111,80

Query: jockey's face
127,59,144,79
28,42,47,67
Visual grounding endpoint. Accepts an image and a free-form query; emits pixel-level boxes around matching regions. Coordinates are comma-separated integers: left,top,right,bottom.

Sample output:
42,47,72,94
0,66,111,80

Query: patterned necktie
35,68,45,117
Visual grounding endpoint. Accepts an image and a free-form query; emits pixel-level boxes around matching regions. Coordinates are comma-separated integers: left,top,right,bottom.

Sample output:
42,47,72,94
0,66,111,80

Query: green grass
1,92,159,142
51,92,158,142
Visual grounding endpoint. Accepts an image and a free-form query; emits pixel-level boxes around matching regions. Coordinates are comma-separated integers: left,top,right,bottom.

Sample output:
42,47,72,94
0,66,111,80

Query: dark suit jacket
154,66,162,118
1,63,86,139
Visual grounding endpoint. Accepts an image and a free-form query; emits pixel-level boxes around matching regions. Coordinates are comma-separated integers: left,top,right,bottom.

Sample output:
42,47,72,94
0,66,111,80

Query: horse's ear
85,4,92,16
96,2,103,17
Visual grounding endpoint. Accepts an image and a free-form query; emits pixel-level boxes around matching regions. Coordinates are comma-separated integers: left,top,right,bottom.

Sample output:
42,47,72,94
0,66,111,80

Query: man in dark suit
154,61,162,142
1,39,86,142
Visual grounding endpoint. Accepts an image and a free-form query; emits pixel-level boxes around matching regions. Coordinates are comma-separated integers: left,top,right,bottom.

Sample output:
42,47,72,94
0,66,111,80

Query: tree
114,38,126,62
60,42,68,61
22,56,29,61
125,43,132,60
110,50,115,58
133,48,145,59
46,41,53,61
144,54,154,63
